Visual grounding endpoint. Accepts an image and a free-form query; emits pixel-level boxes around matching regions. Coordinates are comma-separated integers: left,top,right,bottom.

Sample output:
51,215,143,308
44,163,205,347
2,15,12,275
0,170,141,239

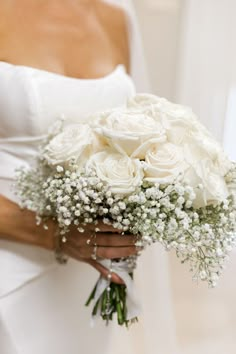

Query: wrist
0,195,55,251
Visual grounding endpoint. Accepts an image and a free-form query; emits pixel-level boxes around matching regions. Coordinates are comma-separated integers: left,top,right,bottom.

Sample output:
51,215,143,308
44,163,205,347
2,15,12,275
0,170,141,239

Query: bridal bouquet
16,94,236,326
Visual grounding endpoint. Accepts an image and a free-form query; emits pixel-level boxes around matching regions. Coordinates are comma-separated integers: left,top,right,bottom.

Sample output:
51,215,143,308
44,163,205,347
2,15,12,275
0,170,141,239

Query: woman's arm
0,194,55,250
0,195,140,283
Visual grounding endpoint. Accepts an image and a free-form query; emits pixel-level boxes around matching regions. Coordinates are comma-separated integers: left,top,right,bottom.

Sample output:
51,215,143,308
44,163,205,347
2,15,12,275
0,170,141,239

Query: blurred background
134,1,236,353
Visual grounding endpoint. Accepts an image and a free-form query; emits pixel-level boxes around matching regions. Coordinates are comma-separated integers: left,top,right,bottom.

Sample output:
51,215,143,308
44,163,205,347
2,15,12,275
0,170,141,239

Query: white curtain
176,0,236,143
172,1,236,353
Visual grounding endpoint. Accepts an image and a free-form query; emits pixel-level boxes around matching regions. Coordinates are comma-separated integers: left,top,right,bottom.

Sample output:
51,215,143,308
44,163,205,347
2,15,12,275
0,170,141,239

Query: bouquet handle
88,259,141,326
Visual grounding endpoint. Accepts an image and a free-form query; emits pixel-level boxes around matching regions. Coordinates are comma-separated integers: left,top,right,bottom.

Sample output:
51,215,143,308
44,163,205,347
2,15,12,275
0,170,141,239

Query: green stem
115,284,125,325
92,297,101,317
85,272,138,326
85,281,98,306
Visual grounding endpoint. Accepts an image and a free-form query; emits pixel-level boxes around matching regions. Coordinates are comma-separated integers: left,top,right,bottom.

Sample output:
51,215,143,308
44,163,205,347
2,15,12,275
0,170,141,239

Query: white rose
183,157,229,208
183,142,230,207
159,101,202,146
127,94,231,206
143,142,189,184
127,94,171,129
127,94,195,123
44,124,104,169
85,150,143,195
91,108,166,158
127,94,166,109
128,94,202,145
185,129,231,176
166,115,201,145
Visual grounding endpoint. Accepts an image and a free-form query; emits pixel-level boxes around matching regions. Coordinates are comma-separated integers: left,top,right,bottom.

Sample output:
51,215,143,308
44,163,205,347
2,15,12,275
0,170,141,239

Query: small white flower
56,165,64,173
59,206,67,213
118,201,126,210
177,196,185,205
216,248,223,257
77,227,84,233
64,219,71,226
199,270,207,280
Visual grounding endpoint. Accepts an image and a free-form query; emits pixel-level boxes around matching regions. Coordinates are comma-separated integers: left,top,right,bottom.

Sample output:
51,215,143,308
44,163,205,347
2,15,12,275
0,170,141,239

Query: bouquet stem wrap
88,258,141,326
97,259,140,317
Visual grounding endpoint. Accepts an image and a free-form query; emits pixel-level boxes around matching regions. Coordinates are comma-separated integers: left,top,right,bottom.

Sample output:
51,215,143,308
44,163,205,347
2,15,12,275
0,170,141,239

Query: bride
0,1,179,353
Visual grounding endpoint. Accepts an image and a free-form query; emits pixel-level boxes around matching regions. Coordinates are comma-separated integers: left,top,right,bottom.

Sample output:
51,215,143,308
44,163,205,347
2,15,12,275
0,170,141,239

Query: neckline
0,61,128,82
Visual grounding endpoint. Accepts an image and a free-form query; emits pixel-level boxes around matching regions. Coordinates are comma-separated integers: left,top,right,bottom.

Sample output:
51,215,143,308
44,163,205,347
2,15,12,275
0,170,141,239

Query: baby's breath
16,162,236,288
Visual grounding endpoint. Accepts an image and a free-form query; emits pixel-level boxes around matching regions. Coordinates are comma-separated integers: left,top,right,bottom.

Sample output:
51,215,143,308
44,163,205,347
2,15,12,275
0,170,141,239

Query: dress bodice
0,62,135,200
0,63,135,137
0,62,136,297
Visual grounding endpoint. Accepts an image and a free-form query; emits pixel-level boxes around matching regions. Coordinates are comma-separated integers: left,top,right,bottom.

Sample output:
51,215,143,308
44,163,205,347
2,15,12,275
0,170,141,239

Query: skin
0,0,138,284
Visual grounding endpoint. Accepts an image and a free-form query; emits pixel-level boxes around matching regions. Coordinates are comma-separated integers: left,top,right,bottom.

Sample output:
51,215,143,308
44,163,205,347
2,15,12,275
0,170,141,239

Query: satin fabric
0,1,180,352
0,61,179,354
0,62,136,297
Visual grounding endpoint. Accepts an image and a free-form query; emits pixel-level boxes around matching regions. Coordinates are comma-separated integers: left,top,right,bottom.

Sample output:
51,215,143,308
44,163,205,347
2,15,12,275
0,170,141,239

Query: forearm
0,195,54,250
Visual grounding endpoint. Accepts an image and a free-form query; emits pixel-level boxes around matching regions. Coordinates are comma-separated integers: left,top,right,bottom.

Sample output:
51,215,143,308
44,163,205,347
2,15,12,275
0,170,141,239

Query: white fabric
0,62,179,354
93,259,141,322
173,2,236,353
0,2,179,353
0,62,136,297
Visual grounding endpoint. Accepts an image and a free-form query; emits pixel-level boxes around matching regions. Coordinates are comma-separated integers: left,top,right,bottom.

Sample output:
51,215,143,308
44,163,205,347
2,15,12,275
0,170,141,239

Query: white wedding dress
0,62,177,354
0,61,179,354
0,4,180,352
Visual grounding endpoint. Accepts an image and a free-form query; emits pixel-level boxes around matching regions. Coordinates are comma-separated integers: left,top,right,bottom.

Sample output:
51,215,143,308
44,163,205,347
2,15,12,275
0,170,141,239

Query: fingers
96,223,122,233
72,232,137,247
86,259,125,285
96,234,137,247
84,220,123,233
65,241,140,260
97,246,140,259
78,245,139,259
63,245,126,285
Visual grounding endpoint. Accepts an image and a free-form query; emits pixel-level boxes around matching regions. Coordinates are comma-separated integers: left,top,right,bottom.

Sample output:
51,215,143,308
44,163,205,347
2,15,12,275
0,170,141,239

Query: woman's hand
59,220,140,284
0,195,140,284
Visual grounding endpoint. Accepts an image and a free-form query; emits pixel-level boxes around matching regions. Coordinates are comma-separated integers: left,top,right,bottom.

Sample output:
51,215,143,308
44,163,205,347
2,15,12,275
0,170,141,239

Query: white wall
176,0,236,142
135,0,236,141
134,0,182,99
